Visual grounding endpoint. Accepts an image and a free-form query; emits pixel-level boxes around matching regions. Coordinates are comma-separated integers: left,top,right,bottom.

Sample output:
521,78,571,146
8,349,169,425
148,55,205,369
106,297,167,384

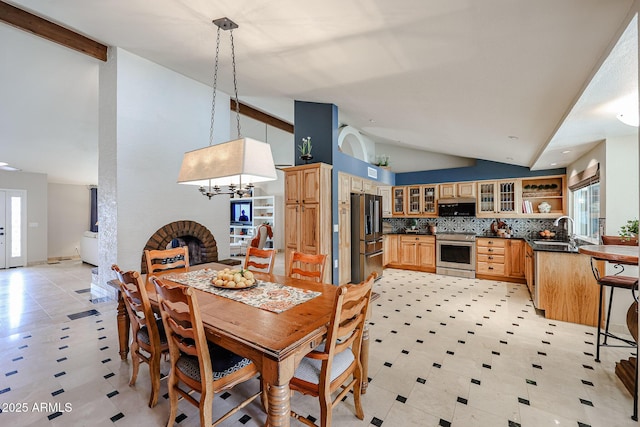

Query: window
572,181,600,242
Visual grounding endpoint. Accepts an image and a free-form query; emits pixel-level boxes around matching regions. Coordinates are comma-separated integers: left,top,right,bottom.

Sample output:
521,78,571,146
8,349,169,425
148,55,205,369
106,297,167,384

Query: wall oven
436,232,476,278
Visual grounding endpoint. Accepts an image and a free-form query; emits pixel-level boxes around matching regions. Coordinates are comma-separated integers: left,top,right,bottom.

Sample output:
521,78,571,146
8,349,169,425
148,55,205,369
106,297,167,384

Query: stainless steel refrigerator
351,193,383,283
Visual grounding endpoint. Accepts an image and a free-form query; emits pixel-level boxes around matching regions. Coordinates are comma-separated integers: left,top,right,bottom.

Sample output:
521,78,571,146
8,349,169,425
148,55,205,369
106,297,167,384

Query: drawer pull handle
488,249,493,252
489,266,494,270
488,256,493,260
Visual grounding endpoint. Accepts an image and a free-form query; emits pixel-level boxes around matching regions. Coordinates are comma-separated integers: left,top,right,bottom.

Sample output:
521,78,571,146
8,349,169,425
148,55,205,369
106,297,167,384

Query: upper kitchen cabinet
421,185,438,217
338,172,351,205
406,185,422,215
392,187,406,216
477,180,521,218
378,186,392,218
439,182,475,198
350,176,363,193
520,175,566,218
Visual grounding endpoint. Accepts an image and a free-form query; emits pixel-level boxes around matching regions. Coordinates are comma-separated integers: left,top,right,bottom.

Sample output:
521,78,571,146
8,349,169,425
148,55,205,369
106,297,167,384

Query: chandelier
177,17,277,199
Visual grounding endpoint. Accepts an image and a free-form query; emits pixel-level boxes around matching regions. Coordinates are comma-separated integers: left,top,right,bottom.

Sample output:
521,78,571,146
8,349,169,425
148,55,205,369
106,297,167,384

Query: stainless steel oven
436,232,476,278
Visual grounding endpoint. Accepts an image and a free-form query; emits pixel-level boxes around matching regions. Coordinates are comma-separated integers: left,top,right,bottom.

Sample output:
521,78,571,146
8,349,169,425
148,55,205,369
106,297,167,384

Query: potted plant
619,219,639,241
298,136,313,163
375,154,390,168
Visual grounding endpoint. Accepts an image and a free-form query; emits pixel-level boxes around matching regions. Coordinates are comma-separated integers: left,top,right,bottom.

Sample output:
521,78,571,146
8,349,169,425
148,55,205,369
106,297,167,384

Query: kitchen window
570,164,600,242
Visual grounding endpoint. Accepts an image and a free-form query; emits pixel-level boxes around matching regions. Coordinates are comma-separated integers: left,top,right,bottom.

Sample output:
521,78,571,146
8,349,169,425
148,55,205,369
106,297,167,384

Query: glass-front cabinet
476,180,520,217
392,187,406,216
421,185,438,217
407,186,421,215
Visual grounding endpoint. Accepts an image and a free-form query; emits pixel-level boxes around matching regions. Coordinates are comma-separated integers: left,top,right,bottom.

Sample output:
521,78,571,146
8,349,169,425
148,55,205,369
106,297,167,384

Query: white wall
567,137,638,334
0,170,48,264
48,183,90,259
374,142,475,172
98,48,234,282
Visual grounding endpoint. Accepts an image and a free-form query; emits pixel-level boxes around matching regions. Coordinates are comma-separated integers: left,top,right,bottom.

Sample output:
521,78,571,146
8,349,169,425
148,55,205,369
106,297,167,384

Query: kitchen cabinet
350,176,363,193
440,182,475,198
386,234,435,272
383,234,399,266
378,186,392,218
338,203,351,285
524,242,535,295
338,172,351,204
476,237,525,283
476,180,521,218
421,185,438,217
392,187,406,216
406,186,422,215
520,175,566,217
535,250,603,326
284,163,332,283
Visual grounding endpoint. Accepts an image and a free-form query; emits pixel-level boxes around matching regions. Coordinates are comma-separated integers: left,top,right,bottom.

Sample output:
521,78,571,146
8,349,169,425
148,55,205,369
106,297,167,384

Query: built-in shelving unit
229,195,275,255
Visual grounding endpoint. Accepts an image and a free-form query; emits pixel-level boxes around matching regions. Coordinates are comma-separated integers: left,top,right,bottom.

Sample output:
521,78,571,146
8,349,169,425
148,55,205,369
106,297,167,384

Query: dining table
108,262,375,427
578,244,638,421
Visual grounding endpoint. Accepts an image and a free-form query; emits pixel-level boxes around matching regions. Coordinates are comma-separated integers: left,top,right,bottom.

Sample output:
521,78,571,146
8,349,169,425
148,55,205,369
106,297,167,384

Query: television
230,200,252,225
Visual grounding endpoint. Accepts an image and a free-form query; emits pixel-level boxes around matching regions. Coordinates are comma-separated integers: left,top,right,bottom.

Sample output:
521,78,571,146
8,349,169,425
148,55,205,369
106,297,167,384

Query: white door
0,190,27,269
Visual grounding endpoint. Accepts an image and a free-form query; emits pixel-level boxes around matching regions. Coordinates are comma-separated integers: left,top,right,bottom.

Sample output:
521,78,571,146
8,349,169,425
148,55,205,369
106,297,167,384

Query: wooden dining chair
244,247,276,274
151,276,261,427
111,264,169,408
289,273,375,427
145,247,190,277
287,251,327,283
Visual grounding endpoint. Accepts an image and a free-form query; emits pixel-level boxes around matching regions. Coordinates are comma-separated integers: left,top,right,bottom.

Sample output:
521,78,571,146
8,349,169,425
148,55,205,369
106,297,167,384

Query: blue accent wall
294,101,337,166
395,159,566,185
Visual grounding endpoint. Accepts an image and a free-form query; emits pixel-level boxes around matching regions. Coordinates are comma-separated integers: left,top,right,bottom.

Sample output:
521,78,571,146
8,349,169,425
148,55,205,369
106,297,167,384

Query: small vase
300,153,313,164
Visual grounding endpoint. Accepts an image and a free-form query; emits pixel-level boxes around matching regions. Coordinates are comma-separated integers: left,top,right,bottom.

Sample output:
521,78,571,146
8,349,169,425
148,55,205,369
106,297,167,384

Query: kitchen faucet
553,215,575,245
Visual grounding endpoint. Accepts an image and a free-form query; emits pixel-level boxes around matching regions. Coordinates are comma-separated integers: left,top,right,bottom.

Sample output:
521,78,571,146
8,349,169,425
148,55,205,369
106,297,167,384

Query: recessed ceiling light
550,163,558,166
369,119,375,123
561,150,571,154
506,157,514,161
508,136,518,140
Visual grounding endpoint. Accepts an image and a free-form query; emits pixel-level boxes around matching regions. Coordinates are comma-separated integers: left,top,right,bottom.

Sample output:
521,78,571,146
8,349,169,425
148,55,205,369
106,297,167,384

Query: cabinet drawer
477,253,505,264
400,235,434,243
477,262,505,276
477,246,505,255
477,238,506,247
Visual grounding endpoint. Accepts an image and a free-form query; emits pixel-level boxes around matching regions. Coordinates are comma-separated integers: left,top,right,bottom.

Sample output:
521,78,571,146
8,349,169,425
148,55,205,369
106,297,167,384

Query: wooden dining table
109,262,373,427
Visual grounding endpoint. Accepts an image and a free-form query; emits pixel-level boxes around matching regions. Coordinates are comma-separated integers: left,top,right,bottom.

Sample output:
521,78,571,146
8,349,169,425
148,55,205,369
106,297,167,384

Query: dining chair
151,276,261,427
287,251,327,283
111,264,169,408
144,247,190,277
289,273,375,427
592,235,638,362
244,247,276,274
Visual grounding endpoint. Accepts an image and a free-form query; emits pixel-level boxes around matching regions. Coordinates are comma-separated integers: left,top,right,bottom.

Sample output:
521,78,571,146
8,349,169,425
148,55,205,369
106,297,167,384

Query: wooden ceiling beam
0,1,107,61
231,99,294,134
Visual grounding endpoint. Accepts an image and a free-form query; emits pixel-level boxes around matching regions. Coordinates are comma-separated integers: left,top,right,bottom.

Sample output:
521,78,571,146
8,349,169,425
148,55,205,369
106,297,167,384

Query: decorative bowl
537,202,551,213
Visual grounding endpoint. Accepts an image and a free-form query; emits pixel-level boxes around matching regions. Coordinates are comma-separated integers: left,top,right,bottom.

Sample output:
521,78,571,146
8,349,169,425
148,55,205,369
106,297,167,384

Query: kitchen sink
533,240,573,247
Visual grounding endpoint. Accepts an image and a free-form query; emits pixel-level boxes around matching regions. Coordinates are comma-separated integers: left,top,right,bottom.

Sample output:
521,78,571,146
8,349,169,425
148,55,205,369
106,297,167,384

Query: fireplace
141,220,218,274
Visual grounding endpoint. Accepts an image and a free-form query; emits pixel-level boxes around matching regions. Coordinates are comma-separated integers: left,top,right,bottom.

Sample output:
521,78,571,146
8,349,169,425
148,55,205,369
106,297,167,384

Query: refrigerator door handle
366,250,383,258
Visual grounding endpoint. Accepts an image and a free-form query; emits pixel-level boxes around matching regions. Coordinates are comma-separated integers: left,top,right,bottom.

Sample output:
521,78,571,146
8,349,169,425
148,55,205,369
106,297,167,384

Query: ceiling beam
0,1,107,61
230,99,294,134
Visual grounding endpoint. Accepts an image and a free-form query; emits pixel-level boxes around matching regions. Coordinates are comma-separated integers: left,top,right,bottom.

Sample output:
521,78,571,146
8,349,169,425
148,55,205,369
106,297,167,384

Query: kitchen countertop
384,232,581,253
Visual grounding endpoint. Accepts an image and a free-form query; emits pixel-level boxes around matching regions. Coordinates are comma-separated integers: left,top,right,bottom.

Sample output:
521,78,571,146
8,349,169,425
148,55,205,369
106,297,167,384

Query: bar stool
590,256,638,363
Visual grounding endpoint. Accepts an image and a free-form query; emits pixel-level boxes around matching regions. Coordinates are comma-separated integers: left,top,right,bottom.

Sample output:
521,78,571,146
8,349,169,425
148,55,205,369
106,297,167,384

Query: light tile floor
0,260,636,427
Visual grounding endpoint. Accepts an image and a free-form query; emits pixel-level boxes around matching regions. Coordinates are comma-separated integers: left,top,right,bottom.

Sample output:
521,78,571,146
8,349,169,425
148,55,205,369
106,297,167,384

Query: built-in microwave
437,198,476,217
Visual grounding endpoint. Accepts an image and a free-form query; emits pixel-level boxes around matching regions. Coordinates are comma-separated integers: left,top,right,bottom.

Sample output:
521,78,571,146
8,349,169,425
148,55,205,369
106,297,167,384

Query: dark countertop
384,231,580,253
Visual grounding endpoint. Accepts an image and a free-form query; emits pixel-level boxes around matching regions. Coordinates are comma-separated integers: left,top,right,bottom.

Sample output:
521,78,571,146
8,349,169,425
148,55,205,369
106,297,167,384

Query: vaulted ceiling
1,0,638,184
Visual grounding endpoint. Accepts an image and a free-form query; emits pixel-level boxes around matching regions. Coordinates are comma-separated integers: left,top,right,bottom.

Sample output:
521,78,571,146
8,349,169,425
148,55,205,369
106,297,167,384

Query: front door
0,190,27,269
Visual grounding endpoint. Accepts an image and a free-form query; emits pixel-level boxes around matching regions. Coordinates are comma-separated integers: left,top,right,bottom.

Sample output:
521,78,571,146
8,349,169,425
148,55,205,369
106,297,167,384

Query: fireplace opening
141,220,218,274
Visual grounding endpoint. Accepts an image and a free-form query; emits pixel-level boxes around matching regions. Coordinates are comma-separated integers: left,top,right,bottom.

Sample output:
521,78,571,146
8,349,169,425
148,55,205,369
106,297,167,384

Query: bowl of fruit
211,268,258,289
539,230,556,239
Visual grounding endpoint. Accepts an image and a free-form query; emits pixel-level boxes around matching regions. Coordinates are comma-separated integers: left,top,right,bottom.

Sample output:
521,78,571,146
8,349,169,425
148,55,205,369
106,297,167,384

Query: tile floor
0,260,636,427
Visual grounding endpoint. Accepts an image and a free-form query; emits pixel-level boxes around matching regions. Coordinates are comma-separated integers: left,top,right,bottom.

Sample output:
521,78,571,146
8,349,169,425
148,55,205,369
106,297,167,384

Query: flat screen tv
230,200,252,225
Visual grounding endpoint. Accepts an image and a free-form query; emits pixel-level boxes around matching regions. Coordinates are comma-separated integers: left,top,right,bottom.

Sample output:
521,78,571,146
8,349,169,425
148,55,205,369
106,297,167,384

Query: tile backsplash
383,217,563,238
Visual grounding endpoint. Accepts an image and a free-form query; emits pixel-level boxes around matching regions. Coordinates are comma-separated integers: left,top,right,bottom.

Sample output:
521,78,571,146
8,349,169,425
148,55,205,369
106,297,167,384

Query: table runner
162,269,321,313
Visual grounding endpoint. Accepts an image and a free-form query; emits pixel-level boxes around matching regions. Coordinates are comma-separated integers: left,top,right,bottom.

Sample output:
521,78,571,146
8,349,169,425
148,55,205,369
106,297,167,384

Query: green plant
298,137,312,156
619,219,639,240
375,154,389,167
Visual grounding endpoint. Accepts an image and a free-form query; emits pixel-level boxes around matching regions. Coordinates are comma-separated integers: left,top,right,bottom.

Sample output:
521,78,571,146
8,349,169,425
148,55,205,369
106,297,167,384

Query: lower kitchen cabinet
476,238,525,283
385,234,435,273
535,251,603,327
